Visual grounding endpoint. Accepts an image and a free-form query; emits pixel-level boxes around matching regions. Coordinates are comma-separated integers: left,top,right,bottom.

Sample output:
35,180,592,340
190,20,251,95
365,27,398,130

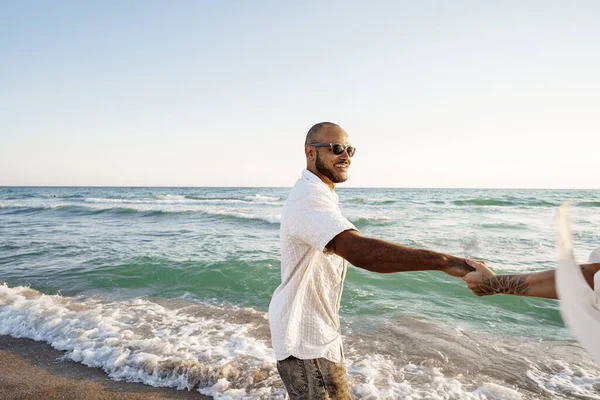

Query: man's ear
305,145,314,160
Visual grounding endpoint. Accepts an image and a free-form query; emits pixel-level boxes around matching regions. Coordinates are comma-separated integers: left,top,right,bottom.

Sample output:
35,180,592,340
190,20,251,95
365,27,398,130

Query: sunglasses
310,143,356,157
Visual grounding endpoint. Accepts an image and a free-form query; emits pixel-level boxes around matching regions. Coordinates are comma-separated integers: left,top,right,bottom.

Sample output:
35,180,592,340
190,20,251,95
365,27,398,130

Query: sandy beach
0,335,211,400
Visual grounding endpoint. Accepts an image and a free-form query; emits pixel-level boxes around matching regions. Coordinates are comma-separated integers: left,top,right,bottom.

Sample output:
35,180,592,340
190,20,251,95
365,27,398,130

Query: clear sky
1,1,599,188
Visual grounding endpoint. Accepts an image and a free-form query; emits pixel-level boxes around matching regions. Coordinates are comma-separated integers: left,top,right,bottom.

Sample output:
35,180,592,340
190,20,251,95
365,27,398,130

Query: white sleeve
287,191,356,252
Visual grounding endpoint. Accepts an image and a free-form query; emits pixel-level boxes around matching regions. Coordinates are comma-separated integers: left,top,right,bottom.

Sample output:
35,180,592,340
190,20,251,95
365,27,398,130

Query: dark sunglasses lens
331,144,345,155
330,144,356,157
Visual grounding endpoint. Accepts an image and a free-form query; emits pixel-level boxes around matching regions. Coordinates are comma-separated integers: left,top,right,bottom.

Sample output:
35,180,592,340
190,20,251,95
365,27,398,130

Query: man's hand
462,259,496,296
441,258,484,278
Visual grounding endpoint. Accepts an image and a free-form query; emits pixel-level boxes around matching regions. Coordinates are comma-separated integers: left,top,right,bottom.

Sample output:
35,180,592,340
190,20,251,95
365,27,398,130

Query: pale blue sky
1,1,599,188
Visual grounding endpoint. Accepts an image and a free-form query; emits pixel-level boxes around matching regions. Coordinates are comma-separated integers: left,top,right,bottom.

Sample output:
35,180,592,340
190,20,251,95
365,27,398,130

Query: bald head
303,122,351,189
304,122,341,145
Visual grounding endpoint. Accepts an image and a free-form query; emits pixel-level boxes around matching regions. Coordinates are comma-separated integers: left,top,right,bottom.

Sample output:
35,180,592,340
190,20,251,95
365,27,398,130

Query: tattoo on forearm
476,275,530,296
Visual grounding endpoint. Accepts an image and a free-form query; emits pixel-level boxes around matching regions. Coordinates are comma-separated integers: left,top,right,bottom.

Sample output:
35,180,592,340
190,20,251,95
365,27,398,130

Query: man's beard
315,151,348,183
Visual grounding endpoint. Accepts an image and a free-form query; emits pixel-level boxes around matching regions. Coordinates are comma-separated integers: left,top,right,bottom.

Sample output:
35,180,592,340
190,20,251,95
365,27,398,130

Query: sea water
1,186,599,399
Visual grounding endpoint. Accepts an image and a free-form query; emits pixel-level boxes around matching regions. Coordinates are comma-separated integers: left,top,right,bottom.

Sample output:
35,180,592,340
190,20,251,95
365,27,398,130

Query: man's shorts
276,356,352,400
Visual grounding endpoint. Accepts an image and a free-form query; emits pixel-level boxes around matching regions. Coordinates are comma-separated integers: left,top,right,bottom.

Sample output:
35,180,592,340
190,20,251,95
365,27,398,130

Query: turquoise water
1,186,599,399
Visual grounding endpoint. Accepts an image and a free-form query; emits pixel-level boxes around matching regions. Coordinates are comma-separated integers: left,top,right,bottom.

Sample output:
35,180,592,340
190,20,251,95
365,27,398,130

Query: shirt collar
302,169,324,185
302,168,332,187
301,169,339,201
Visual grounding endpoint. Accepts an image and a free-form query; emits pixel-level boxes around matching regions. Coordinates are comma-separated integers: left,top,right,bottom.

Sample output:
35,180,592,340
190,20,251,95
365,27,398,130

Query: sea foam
0,283,285,399
1,283,572,400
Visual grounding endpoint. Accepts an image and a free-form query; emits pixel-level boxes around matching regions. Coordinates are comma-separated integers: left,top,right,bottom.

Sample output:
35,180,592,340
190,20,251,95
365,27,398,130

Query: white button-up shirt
268,169,357,363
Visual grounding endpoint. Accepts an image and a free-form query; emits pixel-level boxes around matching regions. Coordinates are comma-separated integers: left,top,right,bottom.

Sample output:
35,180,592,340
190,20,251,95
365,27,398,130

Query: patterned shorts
276,356,352,400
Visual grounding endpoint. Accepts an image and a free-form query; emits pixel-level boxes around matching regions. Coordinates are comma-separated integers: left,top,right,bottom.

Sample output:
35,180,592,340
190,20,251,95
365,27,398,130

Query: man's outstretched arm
331,229,477,277
462,261,600,299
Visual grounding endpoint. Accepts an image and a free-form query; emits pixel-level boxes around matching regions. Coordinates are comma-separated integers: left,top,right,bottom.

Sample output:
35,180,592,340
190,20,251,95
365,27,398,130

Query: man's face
312,127,352,185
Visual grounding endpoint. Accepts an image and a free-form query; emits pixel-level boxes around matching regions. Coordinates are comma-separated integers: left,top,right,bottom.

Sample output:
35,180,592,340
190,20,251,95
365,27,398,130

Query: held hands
443,258,491,278
462,259,496,296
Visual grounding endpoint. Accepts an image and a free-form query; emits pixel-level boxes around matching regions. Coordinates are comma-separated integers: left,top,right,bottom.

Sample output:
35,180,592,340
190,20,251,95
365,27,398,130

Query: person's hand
462,259,496,296
443,258,487,278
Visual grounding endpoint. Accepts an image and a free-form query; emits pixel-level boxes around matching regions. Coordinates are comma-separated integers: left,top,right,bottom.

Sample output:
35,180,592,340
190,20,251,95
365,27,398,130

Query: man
463,248,600,299
268,122,482,400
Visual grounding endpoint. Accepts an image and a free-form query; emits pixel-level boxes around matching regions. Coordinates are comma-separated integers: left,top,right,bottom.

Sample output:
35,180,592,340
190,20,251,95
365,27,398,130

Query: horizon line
1,185,598,191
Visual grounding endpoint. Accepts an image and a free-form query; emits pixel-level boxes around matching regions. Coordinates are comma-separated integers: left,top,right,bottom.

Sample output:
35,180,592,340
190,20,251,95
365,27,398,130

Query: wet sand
0,335,212,400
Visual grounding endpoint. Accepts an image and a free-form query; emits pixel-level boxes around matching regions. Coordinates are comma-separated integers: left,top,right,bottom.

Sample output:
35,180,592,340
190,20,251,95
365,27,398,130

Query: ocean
1,185,599,399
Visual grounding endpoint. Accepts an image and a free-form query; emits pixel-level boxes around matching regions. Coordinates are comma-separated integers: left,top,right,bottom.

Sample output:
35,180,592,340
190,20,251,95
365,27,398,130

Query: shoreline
0,335,212,400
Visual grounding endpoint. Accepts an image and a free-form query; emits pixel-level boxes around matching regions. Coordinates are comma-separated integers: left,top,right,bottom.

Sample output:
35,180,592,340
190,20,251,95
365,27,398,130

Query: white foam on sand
0,283,558,400
0,283,285,399
526,359,600,399
347,354,523,400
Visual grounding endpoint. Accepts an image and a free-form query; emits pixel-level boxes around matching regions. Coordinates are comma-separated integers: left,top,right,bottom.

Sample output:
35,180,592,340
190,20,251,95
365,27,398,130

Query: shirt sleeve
287,189,357,252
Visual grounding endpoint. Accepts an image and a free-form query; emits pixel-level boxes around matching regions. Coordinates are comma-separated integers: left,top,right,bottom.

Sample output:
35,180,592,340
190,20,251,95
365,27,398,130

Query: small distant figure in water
462,247,600,299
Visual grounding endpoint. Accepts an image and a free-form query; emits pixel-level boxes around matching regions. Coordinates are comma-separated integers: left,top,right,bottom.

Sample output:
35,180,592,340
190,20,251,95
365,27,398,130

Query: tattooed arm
463,262,600,300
